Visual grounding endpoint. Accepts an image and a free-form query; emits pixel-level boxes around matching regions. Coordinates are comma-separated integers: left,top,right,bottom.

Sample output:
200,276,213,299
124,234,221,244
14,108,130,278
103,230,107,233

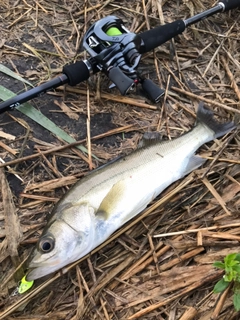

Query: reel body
82,16,164,102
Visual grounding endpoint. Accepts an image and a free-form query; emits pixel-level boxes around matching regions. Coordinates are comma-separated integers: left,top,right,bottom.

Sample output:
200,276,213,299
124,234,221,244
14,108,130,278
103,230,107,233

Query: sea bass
26,103,235,280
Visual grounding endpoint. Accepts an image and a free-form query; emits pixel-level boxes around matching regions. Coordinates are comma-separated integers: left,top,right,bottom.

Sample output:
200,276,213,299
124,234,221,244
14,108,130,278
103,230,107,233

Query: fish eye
39,236,55,253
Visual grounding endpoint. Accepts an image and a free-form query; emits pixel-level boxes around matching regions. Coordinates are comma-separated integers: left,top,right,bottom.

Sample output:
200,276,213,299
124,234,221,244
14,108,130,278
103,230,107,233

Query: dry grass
0,0,240,319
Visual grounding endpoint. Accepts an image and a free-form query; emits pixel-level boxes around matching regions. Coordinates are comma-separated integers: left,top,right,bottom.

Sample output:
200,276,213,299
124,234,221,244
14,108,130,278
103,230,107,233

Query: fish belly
92,148,194,247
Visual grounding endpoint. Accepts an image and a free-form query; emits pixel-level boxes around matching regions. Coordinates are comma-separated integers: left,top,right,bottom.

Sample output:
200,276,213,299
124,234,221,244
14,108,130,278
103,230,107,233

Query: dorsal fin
138,131,162,148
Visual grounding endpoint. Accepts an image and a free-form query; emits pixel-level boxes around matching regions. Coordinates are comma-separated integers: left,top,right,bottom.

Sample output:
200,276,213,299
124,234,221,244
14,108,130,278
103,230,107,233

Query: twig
57,86,158,110
221,56,240,101
211,282,233,319
0,125,134,168
172,87,240,113
201,177,231,215
154,223,240,238
127,270,223,319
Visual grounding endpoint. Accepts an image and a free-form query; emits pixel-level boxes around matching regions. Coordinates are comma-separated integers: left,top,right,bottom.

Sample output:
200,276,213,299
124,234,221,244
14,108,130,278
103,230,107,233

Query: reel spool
82,16,165,102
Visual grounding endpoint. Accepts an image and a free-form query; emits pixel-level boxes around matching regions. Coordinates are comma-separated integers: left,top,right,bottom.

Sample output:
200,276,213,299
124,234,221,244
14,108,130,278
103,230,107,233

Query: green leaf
232,265,240,274
234,282,240,294
0,64,34,87
225,266,232,274
235,253,240,262
0,86,98,159
225,253,237,265
233,293,240,311
213,261,225,269
213,278,230,293
228,260,239,267
224,273,233,282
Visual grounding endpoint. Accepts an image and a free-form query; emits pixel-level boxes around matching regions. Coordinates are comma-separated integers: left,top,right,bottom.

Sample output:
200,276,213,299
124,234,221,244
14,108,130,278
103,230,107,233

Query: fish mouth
26,262,60,281
26,266,49,281
26,256,63,281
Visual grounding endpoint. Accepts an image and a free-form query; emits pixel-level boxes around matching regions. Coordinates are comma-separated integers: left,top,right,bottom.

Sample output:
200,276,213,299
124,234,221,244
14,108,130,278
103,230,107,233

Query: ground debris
0,169,22,266
0,0,239,319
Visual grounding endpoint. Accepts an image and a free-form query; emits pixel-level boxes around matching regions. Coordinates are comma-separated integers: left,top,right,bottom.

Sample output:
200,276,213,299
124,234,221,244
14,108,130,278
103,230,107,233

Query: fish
26,103,236,281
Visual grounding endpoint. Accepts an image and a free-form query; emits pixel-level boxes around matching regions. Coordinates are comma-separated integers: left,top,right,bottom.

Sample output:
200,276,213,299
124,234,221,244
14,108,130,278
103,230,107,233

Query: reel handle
108,67,135,95
141,79,165,103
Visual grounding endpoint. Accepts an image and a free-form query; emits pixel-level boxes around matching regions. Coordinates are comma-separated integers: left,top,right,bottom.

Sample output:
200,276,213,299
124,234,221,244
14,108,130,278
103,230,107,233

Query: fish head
26,202,95,281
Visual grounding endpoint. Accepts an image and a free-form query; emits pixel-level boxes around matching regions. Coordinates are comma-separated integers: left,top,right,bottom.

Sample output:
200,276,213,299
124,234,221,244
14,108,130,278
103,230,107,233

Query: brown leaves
117,265,216,308
0,0,239,319
24,176,78,193
54,100,79,121
0,168,22,267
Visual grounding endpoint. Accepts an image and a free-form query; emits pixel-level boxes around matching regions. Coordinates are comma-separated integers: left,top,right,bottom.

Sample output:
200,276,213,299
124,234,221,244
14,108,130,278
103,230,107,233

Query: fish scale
26,103,236,281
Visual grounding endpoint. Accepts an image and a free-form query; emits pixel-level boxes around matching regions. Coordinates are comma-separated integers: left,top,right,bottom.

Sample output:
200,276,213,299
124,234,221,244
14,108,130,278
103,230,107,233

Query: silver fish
26,103,235,280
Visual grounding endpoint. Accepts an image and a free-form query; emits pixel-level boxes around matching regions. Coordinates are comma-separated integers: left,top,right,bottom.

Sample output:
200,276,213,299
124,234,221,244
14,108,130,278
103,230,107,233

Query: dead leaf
0,130,15,140
0,168,22,265
54,100,79,120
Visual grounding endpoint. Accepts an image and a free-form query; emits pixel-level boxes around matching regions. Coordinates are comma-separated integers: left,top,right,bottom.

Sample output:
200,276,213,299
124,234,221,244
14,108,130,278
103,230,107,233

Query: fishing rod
0,0,239,114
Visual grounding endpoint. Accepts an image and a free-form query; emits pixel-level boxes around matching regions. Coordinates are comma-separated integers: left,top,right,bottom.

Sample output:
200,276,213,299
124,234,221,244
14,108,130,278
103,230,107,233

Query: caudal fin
197,102,236,139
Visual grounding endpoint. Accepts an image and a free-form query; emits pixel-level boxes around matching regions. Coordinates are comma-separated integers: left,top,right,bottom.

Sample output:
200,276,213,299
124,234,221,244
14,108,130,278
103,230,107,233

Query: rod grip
220,0,240,11
139,20,186,53
62,60,91,86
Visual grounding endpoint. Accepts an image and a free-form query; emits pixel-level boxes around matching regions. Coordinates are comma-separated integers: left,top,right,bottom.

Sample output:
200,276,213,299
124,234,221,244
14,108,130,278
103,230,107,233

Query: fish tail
197,102,236,139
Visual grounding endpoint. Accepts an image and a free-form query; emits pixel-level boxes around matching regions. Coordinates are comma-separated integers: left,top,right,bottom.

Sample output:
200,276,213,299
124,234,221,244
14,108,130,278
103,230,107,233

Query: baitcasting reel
82,16,165,103
0,0,239,114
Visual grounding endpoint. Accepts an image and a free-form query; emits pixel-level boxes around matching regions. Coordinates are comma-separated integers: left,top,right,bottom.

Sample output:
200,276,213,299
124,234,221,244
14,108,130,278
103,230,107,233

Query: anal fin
183,155,206,176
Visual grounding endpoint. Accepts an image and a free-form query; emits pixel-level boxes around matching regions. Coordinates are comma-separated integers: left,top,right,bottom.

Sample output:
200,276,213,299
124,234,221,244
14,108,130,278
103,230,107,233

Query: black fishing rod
0,0,239,114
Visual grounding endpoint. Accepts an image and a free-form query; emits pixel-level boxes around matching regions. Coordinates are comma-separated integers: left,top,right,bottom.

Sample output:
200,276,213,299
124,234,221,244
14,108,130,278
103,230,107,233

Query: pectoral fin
96,180,127,220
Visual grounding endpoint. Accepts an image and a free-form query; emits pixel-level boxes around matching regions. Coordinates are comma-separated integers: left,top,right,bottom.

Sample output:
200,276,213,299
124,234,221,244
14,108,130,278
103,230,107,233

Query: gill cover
26,203,95,281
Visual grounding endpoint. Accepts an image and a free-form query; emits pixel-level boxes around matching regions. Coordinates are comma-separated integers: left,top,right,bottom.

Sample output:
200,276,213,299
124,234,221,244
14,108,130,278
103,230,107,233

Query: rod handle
220,0,240,11
139,20,186,54
62,60,91,86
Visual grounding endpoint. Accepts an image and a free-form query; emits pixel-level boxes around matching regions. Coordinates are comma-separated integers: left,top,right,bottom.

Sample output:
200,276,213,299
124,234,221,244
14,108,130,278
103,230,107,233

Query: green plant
213,253,240,311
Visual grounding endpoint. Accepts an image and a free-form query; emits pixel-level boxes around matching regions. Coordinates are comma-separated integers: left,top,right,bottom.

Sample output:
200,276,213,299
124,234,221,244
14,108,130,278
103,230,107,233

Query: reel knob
141,79,165,103
108,67,135,95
